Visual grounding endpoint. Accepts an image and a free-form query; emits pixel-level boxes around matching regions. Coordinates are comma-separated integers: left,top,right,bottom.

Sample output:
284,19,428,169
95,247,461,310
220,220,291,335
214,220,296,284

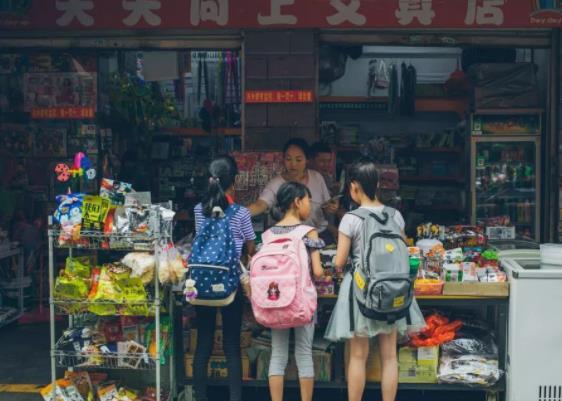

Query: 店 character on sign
258,0,297,25
395,0,435,25
327,0,366,26
122,0,162,26
56,0,94,26
465,0,505,26
191,0,229,26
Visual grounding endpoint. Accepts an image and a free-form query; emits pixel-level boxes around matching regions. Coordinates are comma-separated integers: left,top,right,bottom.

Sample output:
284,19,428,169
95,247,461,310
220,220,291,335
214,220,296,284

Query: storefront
1,1,561,401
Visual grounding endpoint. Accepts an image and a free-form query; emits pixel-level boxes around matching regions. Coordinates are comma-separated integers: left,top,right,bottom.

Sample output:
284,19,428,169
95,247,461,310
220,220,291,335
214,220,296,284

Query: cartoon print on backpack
267,282,280,301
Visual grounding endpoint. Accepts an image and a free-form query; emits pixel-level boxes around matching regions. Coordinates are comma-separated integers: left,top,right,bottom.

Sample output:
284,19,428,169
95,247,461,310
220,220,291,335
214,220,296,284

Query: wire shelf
52,298,162,316
49,229,163,251
53,348,158,370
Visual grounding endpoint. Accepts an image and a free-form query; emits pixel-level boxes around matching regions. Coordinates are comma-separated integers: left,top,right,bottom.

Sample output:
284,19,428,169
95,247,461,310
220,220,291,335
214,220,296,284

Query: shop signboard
23,72,97,120
245,90,313,104
2,0,562,30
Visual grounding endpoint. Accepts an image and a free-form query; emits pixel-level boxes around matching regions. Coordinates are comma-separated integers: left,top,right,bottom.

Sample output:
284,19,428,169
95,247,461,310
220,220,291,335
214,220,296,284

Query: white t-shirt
258,169,331,232
339,206,405,260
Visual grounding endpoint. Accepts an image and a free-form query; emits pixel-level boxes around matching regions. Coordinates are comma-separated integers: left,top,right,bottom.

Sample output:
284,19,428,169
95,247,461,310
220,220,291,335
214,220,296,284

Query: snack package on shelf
156,242,187,285
121,252,156,285
443,226,487,250
437,317,502,387
99,178,133,206
409,313,462,347
40,379,84,401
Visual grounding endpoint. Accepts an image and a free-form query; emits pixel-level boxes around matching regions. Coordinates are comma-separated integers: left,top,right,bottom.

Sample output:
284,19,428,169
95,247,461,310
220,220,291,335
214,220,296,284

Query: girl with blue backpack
324,159,424,401
187,156,256,401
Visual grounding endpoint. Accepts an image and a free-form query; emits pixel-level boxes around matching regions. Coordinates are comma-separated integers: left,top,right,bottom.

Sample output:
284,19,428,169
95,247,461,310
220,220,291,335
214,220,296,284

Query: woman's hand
322,199,339,215
248,199,268,216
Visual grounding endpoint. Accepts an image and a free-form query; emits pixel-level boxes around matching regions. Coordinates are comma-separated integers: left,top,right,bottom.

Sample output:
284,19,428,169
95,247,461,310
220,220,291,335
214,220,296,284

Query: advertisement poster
34,125,67,157
233,152,284,206
24,72,97,119
0,124,34,156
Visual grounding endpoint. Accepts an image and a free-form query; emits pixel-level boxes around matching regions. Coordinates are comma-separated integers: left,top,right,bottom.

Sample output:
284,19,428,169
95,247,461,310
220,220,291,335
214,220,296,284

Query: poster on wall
0,124,34,156
233,152,284,206
34,125,67,157
24,72,97,119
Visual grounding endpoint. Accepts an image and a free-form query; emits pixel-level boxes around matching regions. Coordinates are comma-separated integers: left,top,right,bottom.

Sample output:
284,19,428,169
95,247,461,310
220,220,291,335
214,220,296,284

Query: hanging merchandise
215,52,224,107
224,51,239,105
445,58,470,97
375,59,390,89
367,59,377,97
388,63,399,114
406,63,417,116
400,62,407,114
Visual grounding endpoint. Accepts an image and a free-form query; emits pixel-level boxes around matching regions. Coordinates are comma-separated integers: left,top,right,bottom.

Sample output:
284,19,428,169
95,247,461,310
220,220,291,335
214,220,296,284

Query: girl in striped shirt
192,155,256,401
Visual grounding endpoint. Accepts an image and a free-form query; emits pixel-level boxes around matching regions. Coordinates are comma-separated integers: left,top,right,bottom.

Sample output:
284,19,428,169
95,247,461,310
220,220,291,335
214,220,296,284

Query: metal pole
48,232,56,399
155,209,161,401
18,247,23,316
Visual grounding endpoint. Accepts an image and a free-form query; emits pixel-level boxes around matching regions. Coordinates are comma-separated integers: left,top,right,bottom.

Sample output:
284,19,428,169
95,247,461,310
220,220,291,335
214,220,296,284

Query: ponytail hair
202,155,238,217
271,181,311,221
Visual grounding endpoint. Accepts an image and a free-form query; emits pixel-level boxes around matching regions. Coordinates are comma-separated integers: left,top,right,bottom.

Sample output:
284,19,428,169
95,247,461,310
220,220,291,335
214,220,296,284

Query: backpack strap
349,273,355,332
349,207,390,225
224,204,240,222
261,224,314,245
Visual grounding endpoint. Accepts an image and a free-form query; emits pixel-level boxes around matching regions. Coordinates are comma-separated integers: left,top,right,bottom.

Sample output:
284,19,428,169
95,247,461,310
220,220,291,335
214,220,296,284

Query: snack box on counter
443,282,509,297
185,352,251,379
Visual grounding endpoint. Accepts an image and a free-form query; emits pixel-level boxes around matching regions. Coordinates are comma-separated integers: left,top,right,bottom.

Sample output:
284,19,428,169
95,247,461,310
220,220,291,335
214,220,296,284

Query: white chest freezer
501,254,562,401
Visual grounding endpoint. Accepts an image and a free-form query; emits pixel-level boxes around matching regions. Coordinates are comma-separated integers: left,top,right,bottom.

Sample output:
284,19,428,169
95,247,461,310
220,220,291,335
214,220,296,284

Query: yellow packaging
189,329,252,355
184,352,250,379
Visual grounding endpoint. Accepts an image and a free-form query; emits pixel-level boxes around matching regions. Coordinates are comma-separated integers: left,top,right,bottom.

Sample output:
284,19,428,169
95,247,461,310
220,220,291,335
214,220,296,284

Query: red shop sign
31,107,95,120
2,1,562,30
245,90,314,104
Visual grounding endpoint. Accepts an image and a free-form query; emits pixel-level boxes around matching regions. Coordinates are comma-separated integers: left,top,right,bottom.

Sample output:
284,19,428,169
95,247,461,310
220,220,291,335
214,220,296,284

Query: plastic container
540,244,562,268
414,279,444,296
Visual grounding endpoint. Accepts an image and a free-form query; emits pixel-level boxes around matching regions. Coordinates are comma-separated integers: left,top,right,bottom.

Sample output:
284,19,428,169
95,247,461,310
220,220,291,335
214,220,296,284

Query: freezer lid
501,258,562,279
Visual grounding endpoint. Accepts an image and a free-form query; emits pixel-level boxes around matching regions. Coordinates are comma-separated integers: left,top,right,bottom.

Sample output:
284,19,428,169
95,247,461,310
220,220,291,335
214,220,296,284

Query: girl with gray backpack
325,159,425,401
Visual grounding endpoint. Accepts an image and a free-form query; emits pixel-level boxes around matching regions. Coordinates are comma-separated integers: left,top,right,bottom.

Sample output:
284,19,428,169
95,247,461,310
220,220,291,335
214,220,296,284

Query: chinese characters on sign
245,90,314,104
3,0,561,29
31,107,95,120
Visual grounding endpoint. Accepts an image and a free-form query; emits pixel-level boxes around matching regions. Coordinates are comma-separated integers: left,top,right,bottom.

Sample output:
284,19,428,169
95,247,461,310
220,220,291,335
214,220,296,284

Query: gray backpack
348,207,413,325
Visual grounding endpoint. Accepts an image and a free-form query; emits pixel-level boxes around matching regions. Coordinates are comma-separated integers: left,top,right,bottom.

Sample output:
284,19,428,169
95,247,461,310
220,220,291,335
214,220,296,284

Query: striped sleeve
194,204,204,234
237,207,256,242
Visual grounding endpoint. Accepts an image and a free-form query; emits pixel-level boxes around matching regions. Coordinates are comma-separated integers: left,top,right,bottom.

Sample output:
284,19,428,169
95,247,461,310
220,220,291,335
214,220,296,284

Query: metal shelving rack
48,206,175,401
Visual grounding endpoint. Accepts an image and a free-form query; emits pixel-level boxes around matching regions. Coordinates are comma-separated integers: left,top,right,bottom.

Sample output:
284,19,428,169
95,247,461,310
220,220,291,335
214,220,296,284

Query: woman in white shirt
248,138,338,240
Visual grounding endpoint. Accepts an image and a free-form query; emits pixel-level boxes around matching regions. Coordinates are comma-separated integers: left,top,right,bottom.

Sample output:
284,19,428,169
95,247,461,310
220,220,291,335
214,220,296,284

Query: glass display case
470,135,540,241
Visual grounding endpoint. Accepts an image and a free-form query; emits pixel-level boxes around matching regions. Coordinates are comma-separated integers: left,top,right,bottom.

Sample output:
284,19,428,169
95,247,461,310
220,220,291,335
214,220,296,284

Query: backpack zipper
189,264,230,271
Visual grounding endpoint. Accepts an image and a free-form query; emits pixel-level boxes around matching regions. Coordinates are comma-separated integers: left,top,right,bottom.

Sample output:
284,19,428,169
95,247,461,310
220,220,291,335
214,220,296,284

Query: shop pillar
243,30,317,150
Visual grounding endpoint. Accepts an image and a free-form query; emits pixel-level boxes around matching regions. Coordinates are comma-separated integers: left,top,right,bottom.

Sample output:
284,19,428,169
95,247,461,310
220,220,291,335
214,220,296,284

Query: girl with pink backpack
249,182,324,401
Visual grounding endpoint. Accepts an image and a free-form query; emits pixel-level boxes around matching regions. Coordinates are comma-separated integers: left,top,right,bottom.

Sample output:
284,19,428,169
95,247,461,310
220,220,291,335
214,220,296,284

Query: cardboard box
189,329,252,355
398,346,439,384
184,352,250,379
256,349,332,382
344,342,382,382
443,282,509,297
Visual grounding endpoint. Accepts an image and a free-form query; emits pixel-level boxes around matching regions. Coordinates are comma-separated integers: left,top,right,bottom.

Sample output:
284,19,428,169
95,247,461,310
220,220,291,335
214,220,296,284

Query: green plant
107,72,178,143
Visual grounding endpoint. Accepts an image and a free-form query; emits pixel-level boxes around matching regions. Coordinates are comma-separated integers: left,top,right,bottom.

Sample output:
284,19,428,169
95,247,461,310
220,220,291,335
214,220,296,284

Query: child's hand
323,199,339,214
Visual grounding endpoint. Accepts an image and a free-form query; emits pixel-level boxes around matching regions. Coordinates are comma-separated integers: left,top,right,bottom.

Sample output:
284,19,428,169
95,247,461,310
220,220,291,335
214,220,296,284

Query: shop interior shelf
49,229,160,251
400,176,465,184
473,108,543,115
182,378,505,392
163,127,241,137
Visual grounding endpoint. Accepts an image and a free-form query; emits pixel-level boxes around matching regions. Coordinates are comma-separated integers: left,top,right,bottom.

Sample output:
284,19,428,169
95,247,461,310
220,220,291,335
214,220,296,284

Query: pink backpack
249,225,317,329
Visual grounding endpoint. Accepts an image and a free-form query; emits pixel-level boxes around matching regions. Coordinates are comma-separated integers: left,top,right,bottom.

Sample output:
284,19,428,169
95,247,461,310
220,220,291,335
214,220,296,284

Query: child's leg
347,336,369,401
192,306,217,401
294,322,315,401
269,328,290,401
378,329,398,401
221,295,243,401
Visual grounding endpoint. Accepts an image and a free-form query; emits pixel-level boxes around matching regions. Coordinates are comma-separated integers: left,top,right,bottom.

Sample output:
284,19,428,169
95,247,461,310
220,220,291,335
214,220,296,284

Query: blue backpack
186,204,240,306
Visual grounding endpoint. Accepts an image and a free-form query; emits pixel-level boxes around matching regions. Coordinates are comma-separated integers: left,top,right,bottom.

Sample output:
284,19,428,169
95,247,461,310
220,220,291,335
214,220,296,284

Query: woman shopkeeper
247,138,339,243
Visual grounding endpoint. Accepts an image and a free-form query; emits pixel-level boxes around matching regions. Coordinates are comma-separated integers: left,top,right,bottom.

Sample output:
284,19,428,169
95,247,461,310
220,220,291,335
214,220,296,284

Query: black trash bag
467,63,539,109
